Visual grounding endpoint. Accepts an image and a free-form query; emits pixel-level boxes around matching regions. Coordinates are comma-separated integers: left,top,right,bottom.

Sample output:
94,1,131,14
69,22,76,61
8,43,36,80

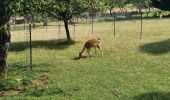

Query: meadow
1,18,170,100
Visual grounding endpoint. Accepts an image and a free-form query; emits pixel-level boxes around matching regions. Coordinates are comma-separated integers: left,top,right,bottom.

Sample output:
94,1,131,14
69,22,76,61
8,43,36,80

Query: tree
152,0,170,11
0,0,11,79
104,0,117,16
11,0,39,27
129,0,151,39
103,0,128,37
38,0,88,41
87,0,104,34
103,0,118,37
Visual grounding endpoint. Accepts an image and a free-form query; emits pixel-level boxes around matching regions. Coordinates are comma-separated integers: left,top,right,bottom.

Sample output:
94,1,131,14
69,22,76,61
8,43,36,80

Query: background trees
11,0,39,27
104,0,118,16
11,0,161,40
128,0,151,39
10,0,170,41
152,0,170,11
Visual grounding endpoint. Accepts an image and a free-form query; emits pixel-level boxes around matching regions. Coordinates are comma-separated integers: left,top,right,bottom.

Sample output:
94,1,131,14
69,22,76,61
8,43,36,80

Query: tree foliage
152,0,170,11
128,0,151,9
0,0,10,26
87,0,105,14
37,0,88,21
11,0,37,16
36,0,89,40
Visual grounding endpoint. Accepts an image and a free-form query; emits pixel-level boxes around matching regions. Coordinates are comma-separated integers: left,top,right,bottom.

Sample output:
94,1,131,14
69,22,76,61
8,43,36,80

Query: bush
0,78,19,91
104,17,113,22
148,11,157,17
147,10,170,17
0,73,38,91
160,11,170,16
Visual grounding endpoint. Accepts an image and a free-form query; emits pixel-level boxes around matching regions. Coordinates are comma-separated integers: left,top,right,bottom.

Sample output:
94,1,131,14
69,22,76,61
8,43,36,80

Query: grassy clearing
1,18,170,99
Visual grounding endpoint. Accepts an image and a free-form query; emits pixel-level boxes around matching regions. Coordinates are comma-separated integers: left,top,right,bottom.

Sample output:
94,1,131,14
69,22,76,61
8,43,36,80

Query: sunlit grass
1,18,170,99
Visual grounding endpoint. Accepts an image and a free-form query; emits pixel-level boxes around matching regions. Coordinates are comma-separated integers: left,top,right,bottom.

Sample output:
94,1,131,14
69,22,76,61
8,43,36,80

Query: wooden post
113,12,116,37
29,23,32,72
46,24,47,32
92,15,94,34
139,9,143,39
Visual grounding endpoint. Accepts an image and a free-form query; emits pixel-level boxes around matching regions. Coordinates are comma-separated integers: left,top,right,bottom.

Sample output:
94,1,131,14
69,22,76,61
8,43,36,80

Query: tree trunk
0,24,10,80
32,15,36,28
109,9,112,17
0,0,11,80
43,16,48,26
76,17,79,23
64,21,71,41
148,7,151,13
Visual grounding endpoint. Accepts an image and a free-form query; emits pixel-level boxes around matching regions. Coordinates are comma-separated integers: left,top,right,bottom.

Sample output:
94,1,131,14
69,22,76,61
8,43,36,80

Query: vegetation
35,0,89,41
152,0,170,11
1,0,170,99
0,18,170,99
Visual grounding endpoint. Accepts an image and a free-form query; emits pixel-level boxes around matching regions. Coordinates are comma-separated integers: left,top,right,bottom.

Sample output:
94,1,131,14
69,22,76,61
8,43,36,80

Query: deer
79,38,103,58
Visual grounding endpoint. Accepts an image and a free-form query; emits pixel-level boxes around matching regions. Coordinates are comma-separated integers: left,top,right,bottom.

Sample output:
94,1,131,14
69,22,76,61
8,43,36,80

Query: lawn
1,18,170,100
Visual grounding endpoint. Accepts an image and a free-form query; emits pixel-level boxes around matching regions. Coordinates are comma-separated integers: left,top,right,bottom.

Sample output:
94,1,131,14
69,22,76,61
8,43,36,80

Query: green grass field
1,18,170,100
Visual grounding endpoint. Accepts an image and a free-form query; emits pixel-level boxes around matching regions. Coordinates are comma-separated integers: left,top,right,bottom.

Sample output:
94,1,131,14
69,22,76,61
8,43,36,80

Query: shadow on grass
9,39,76,52
133,92,170,100
73,56,88,60
139,39,170,55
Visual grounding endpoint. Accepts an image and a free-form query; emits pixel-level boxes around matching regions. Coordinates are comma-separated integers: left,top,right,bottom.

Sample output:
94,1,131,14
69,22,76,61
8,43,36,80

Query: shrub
0,78,19,91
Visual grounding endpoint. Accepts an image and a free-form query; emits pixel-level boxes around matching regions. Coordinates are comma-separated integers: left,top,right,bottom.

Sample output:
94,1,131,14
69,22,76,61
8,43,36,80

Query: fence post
113,12,116,37
29,23,32,72
92,16,94,34
58,22,61,39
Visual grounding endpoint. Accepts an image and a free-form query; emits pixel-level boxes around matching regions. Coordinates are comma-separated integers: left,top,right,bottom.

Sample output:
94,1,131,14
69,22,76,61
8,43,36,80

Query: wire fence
9,14,170,70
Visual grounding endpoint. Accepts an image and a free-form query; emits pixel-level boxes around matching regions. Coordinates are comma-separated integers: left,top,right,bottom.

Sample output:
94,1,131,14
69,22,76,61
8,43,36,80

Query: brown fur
79,38,103,58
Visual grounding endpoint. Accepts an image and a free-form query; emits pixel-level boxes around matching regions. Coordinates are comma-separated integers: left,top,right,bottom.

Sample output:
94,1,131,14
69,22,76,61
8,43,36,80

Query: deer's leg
97,45,103,56
93,47,97,56
86,48,91,57
79,52,83,58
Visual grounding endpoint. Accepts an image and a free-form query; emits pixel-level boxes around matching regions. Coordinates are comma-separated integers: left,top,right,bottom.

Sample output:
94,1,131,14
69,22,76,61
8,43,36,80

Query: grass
1,18,170,99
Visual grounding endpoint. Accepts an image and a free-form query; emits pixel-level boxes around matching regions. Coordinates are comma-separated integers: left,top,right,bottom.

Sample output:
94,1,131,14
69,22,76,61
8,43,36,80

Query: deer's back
85,39,100,48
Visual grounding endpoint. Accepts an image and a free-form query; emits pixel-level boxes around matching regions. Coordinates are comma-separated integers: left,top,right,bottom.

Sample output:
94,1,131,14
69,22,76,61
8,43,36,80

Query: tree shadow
139,39,170,55
73,55,100,60
133,92,170,100
9,39,76,52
